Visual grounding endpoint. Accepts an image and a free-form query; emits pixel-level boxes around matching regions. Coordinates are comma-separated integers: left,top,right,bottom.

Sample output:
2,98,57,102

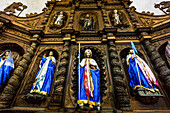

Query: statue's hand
90,64,97,70
43,53,46,58
51,61,53,64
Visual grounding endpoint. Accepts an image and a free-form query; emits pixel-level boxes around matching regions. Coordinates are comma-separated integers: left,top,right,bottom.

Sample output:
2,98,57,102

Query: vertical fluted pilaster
0,35,39,109
108,40,130,110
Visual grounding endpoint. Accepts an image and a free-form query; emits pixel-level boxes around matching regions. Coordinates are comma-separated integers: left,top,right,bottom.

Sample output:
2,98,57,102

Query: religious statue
30,51,56,96
126,42,159,96
0,50,14,89
112,10,121,26
54,11,64,27
81,14,94,30
77,49,100,110
110,10,129,29
165,40,170,66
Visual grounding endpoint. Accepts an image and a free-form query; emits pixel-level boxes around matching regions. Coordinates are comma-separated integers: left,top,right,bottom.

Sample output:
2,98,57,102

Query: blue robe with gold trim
78,58,100,106
127,55,159,92
30,56,56,95
0,57,13,87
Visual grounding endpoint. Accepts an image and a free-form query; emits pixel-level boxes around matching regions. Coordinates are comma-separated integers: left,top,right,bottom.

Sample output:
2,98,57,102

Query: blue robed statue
0,50,14,89
77,49,100,109
126,42,159,93
30,51,56,95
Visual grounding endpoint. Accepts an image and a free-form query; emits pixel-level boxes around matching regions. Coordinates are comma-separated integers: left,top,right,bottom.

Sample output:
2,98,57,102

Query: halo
84,49,92,57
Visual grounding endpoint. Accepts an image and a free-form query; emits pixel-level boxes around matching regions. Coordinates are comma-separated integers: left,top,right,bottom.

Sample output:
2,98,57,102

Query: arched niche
22,49,59,96
120,48,145,95
79,12,99,32
0,43,24,91
49,11,68,29
69,46,107,108
109,10,129,29
120,47,160,104
158,41,170,69
0,43,25,66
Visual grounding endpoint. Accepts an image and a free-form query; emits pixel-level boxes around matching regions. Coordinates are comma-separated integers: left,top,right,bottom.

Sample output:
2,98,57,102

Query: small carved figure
165,40,170,66
126,42,160,96
0,50,14,90
54,11,64,26
30,51,56,96
81,14,94,30
110,10,129,29
78,49,100,110
113,10,121,26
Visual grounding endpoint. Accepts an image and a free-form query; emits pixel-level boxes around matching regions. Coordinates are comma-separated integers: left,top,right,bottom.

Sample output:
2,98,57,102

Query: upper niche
109,10,129,29
79,13,98,32
49,11,67,30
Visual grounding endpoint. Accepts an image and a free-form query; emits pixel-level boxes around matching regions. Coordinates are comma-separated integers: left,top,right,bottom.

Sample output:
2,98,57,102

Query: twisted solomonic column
108,40,130,111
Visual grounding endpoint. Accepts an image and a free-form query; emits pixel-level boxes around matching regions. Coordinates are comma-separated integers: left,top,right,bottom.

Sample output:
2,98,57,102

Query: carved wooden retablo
0,0,169,113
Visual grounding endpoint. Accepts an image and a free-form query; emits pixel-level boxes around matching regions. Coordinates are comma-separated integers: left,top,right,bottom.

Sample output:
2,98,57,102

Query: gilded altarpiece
0,0,169,112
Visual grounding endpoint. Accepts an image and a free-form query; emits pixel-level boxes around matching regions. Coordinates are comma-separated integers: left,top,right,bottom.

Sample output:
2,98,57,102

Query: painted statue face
85,49,92,58
114,10,118,14
86,14,90,18
49,51,53,56
129,49,134,54
60,11,63,14
5,51,9,57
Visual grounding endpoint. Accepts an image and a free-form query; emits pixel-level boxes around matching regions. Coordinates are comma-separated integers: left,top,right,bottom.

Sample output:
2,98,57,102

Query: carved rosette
108,40,130,110
0,39,37,109
142,39,170,88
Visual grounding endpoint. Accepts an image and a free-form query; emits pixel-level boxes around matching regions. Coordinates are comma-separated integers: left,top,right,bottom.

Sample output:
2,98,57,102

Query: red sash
84,59,90,97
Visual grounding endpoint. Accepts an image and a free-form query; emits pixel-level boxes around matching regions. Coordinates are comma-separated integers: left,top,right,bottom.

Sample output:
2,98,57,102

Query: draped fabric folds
165,40,170,66
127,54,159,92
30,56,56,95
0,50,14,88
77,58,100,106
